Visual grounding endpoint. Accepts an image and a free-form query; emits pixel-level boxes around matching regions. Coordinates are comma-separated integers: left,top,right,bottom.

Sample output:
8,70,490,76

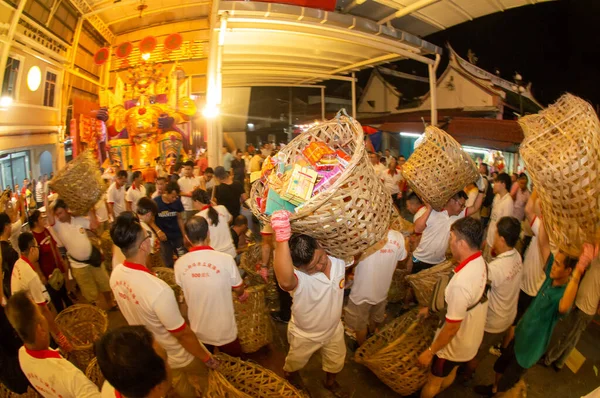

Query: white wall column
428,54,441,126
0,0,29,89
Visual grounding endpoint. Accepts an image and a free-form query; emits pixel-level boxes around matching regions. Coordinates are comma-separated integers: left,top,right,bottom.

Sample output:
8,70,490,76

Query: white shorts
283,321,346,374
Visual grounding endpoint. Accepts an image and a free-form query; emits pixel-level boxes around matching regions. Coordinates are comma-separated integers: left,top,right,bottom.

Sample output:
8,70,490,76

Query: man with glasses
411,178,487,273
11,232,72,352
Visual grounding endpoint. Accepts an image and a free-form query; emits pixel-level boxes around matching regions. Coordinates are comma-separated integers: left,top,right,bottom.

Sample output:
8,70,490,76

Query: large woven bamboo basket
387,269,410,303
54,304,108,371
519,94,600,256
233,285,273,353
0,385,39,398
355,309,438,396
402,126,479,211
239,244,278,308
153,267,183,302
250,112,394,258
85,358,105,389
206,354,306,397
49,151,106,216
405,259,455,307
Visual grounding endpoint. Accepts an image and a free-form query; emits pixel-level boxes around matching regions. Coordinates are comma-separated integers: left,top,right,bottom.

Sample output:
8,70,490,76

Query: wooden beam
377,0,441,25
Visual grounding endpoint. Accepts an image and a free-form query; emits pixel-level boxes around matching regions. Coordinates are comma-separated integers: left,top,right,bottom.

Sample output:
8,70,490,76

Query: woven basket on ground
239,244,278,307
233,285,273,353
387,269,410,303
48,151,106,216
0,385,39,398
206,354,305,397
54,304,108,371
355,309,438,396
405,259,455,307
85,358,105,389
401,126,479,211
153,267,183,302
250,111,394,258
519,93,600,256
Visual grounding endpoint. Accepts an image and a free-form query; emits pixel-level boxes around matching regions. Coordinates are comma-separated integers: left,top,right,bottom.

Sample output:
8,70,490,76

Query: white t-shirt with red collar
196,206,236,258
107,182,127,218
11,256,50,305
19,347,101,398
177,176,201,211
413,208,467,265
380,170,403,195
485,248,523,333
435,252,488,362
125,183,147,213
486,192,514,247
174,246,243,346
50,216,92,269
110,261,194,369
349,230,408,305
288,256,347,342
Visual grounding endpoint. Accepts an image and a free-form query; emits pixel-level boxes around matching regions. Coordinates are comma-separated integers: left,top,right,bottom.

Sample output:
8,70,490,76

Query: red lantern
139,36,157,54
164,33,183,51
93,48,110,65
116,42,133,58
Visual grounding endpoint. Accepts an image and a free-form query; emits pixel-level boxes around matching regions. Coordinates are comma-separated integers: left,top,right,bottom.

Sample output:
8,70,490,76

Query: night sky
422,0,600,109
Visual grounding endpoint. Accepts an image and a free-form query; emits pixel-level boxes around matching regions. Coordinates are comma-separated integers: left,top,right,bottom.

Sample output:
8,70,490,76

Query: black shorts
513,290,535,326
431,355,465,378
493,341,526,392
411,257,435,274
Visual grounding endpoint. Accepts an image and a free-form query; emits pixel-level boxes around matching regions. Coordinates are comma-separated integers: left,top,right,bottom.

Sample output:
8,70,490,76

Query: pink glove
271,211,292,242
55,332,73,353
259,267,269,283
237,291,249,302
203,356,220,369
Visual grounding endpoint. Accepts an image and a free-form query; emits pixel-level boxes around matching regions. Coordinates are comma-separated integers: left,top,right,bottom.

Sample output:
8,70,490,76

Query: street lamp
511,73,525,117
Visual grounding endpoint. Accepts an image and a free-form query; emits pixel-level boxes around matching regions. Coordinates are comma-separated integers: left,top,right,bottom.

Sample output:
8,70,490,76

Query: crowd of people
0,143,598,398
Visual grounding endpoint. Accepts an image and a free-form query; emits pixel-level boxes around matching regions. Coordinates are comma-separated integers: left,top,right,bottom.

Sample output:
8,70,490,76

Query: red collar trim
20,256,35,271
114,390,123,398
416,205,425,212
189,245,213,252
200,205,211,211
454,252,482,274
122,261,153,275
25,348,62,359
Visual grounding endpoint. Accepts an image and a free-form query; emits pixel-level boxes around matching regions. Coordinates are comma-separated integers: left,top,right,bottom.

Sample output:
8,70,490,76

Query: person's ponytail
207,205,219,227
192,188,219,226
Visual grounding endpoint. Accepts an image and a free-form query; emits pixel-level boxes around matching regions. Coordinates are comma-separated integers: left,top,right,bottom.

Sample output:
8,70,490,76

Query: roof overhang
217,1,442,88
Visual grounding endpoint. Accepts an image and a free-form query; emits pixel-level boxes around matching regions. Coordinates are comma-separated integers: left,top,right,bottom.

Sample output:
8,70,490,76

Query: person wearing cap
213,166,247,220
5,291,100,398
110,213,218,397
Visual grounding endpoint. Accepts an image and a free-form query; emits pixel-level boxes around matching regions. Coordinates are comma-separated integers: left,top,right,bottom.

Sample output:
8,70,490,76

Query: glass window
44,71,57,107
1,57,21,98
0,151,31,192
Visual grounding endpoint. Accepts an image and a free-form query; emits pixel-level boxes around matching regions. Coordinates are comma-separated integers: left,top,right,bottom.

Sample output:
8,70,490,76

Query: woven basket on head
233,285,273,353
519,94,600,256
402,126,479,211
49,151,106,216
85,358,105,389
153,267,183,302
250,111,394,258
206,354,306,397
54,304,108,371
405,259,455,307
355,309,438,396
0,384,39,398
387,269,410,303
239,244,278,306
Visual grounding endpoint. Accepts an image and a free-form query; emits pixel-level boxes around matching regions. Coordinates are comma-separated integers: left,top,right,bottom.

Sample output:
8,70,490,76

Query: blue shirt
515,253,567,368
153,196,184,241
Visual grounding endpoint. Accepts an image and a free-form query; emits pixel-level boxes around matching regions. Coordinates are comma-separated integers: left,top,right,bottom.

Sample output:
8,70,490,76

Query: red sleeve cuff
36,301,47,306
445,317,462,323
232,281,244,289
167,321,186,334
530,215,537,227
108,201,115,204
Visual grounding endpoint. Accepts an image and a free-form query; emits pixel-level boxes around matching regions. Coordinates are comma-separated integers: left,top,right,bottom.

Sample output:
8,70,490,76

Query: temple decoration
97,58,195,170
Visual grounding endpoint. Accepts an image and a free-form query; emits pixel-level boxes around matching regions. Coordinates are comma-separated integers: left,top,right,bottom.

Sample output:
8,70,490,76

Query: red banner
252,0,336,11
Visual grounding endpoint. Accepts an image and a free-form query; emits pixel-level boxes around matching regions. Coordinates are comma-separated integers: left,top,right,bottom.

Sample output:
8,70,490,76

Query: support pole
320,86,325,120
288,87,292,142
0,0,29,90
70,17,84,69
351,72,356,119
428,54,441,126
205,2,223,167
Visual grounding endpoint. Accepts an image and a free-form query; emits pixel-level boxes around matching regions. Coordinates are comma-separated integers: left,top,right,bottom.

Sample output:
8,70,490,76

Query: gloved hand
271,211,292,242
476,175,488,192
96,107,109,122
55,331,73,353
258,266,269,283
204,356,220,369
158,113,175,130
237,291,249,302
